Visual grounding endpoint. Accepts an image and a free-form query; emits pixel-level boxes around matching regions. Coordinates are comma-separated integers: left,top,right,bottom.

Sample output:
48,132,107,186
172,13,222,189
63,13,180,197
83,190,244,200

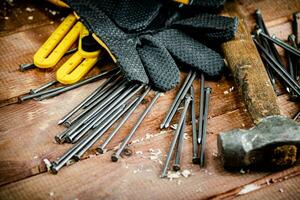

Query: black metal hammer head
217,116,300,169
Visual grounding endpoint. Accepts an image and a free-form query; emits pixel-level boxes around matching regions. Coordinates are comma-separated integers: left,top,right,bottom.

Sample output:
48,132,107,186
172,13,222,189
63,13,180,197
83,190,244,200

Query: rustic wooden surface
0,0,299,199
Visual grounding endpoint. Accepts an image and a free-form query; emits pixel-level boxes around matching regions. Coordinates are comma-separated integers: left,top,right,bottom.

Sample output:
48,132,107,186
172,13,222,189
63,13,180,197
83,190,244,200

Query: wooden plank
0,0,64,36
0,72,250,186
236,175,300,200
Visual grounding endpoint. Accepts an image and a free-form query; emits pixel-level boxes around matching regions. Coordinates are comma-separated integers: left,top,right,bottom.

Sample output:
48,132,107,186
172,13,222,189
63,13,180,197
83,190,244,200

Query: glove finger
65,0,149,84
138,35,180,92
113,0,162,32
172,13,238,43
155,29,224,77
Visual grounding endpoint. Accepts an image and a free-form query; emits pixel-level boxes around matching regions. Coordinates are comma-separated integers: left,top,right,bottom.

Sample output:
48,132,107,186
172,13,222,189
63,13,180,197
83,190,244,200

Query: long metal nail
97,88,151,154
293,111,300,121
160,71,192,129
254,39,300,96
37,68,118,100
288,34,299,81
82,74,122,109
164,72,196,128
19,63,36,71
19,48,78,72
58,71,120,125
199,87,211,167
73,98,139,160
19,86,64,102
257,29,300,58
30,80,58,94
292,12,299,46
173,115,186,171
111,91,161,162
161,95,192,178
50,106,122,173
68,79,127,126
73,106,127,161
190,86,199,164
61,84,144,140
198,73,205,144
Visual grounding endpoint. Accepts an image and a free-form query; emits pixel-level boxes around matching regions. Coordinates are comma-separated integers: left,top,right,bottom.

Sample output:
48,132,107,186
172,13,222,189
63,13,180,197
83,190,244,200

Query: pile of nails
252,9,300,120
20,66,162,174
160,71,211,178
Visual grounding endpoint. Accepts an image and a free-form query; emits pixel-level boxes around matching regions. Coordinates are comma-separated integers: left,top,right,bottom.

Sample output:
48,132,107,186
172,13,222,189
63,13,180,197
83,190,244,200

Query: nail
19,86,64,102
198,73,205,144
288,34,299,81
190,86,199,164
254,39,300,96
58,71,120,125
164,72,196,128
62,84,144,140
173,115,186,171
68,79,127,126
292,12,299,45
161,95,192,178
160,71,192,129
37,68,118,100
257,29,300,58
19,63,36,71
111,91,161,162
73,105,127,161
97,88,150,154
293,111,300,121
29,80,58,94
73,99,139,160
199,87,211,167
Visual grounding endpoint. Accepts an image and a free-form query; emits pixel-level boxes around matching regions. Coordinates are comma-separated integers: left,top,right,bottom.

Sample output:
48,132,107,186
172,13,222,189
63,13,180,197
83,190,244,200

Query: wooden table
0,0,299,199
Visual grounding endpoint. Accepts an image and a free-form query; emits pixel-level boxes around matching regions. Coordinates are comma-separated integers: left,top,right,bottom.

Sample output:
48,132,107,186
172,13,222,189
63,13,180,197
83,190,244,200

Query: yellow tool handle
33,14,81,68
56,52,99,84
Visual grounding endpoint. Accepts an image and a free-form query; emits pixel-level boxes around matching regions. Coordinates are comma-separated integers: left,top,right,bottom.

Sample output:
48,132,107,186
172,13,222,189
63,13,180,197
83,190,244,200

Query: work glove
61,0,238,91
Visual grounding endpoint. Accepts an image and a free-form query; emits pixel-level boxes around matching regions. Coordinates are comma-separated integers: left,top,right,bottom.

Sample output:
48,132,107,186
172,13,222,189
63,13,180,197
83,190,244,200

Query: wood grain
0,0,299,199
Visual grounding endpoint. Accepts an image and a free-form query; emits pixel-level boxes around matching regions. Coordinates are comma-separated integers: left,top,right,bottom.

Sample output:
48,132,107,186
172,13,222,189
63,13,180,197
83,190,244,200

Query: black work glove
64,0,238,92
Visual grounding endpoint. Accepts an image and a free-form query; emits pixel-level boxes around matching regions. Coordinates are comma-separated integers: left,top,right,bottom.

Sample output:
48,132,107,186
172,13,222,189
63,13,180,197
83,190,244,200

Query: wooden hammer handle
221,2,281,123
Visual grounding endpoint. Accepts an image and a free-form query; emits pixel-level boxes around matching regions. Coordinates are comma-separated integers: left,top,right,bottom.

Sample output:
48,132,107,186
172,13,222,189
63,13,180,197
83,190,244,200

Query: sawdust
238,184,261,195
28,16,33,20
25,7,35,12
181,169,191,178
170,124,178,130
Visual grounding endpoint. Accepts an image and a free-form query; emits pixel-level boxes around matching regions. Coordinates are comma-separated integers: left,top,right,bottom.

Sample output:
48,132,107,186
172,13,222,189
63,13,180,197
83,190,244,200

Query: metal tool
67,79,127,126
19,86,64,102
163,72,196,128
257,29,300,58
198,73,205,144
160,71,192,129
292,12,299,46
288,34,299,81
73,98,139,160
19,48,78,72
111,91,161,162
58,84,144,141
254,39,300,96
58,70,120,125
220,4,300,171
173,115,186,171
37,68,118,100
293,111,300,121
161,95,192,178
29,80,58,94
199,87,211,167
97,88,151,154
190,86,199,164
218,116,300,169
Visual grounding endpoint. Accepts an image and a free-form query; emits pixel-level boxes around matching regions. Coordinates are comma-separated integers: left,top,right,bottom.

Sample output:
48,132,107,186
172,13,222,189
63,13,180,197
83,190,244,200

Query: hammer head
218,116,300,169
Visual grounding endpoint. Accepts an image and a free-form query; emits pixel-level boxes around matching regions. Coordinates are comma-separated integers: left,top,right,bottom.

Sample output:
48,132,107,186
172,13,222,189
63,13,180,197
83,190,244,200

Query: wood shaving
43,159,51,171
167,171,181,180
279,188,284,193
229,86,235,92
171,124,178,130
238,184,261,195
28,16,33,20
25,7,35,12
181,169,191,178
4,16,9,20
224,90,229,95
49,192,54,197
240,169,246,174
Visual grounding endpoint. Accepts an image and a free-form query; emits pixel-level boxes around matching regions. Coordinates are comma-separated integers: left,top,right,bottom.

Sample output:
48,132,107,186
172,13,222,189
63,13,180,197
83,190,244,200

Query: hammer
218,2,300,169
